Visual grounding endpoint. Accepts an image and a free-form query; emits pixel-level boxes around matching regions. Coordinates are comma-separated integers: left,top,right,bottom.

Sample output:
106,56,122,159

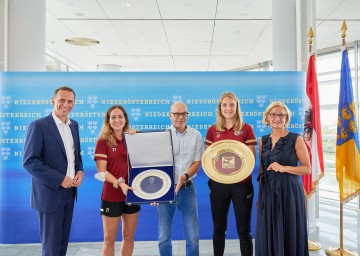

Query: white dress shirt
52,113,76,179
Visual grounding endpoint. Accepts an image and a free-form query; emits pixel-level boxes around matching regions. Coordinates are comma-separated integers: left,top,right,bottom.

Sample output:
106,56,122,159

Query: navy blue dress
255,132,309,256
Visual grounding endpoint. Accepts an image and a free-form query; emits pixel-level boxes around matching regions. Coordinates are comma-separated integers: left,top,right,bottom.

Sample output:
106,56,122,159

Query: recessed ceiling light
97,64,121,72
126,3,131,7
65,38,100,46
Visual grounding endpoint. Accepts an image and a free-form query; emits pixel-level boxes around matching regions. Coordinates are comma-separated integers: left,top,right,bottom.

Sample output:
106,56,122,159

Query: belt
180,179,193,189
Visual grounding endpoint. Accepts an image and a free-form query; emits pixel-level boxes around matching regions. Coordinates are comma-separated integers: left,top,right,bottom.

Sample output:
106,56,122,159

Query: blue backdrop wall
0,71,306,243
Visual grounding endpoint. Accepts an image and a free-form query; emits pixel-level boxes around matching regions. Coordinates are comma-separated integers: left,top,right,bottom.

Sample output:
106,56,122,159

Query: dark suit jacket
23,114,83,213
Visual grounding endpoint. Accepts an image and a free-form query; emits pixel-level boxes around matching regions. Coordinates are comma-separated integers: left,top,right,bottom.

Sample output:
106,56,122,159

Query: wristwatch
118,177,125,184
183,173,190,181
113,180,119,189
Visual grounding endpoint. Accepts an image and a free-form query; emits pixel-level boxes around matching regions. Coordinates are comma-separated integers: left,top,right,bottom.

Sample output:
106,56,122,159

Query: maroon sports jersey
94,137,129,202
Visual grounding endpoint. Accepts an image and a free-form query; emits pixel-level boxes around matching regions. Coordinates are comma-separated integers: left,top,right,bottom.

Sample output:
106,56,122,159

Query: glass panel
317,72,339,83
45,50,80,72
318,77,356,105
319,108,337,201
317,48,354,73
317,52,342,73
320,108,337,169
358,72,360,103
319,82,340,105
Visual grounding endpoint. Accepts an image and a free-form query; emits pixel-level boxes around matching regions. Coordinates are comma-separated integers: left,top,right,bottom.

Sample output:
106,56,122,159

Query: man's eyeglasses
269,113,287,119
171,112,189,118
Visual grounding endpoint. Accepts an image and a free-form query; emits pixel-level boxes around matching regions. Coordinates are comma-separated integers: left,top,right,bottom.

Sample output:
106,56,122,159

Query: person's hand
267,162,284,172
74,171,84,187
128,129,138,135
119,183,134,196
175,174,187,193
61,176,76,188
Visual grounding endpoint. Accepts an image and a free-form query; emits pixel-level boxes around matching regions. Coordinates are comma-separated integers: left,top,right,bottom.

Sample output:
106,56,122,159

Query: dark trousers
209,179,254,256
38,188,75,256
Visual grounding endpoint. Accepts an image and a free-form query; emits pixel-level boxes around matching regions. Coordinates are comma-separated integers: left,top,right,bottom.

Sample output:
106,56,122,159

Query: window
45,49,80,72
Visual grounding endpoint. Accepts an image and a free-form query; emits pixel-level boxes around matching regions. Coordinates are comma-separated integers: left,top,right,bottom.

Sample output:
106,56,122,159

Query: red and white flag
303,53,325,198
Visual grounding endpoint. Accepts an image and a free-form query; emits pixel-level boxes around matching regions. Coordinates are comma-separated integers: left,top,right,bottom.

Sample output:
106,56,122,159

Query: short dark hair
54,86,76,98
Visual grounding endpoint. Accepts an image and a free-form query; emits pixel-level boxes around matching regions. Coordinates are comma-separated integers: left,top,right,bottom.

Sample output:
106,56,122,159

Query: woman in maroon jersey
94,105,140,256
205,91,256,256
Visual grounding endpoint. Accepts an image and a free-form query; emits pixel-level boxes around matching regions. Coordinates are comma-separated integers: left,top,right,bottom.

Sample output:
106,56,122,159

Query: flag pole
325,20,359,256
306,26,321,252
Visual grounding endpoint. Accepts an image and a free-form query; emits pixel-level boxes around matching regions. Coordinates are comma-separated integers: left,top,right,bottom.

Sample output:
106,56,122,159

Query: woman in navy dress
255,101,311,256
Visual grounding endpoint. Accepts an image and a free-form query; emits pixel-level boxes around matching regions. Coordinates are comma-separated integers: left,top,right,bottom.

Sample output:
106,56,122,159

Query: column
0,0,7,71
272,0,297,71
7,0,45,71
306,0,319,236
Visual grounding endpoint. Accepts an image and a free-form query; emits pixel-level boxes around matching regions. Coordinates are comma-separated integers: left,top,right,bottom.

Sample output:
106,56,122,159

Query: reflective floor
1,169,359,256
1,199,359,256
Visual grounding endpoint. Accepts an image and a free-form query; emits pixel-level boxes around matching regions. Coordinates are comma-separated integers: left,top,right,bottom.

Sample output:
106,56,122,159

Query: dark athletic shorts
100,200,141,217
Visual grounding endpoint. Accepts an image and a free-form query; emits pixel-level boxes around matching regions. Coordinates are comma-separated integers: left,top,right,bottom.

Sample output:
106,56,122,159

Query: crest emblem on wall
256,95,266,108
131,108,141,121
256,120,266,133
298,107,305,121
87,96,98,109
0,121,11,135
87,146,95,160
1,96,11,109
1,147,11,161
44,108,53,117
172,96,182,103
87,121,98,134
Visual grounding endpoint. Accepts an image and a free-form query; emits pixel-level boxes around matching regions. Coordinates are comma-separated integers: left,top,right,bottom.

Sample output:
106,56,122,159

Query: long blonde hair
99,105,129,147
215,91,243,133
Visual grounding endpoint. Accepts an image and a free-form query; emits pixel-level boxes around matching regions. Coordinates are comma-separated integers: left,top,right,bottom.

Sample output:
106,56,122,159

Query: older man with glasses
154,101,204,256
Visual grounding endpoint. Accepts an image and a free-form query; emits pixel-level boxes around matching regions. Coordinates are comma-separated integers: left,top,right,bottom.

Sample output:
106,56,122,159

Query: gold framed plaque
202,140,255,184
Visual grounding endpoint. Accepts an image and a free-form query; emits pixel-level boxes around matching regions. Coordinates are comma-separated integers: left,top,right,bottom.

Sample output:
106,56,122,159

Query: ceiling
45,0,360,71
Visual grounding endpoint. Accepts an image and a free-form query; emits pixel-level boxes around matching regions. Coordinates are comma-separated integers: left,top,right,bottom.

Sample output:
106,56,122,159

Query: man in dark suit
23,86,84,256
